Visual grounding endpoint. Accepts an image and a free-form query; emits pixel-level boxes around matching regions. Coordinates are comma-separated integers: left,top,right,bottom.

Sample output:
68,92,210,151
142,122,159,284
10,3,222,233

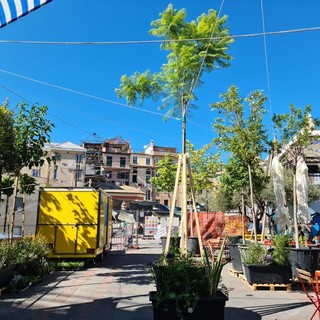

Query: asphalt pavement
0,238,315,320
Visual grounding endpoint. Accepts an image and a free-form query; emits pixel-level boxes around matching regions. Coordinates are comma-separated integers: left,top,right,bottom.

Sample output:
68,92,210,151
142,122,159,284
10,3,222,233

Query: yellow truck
36,187,113,259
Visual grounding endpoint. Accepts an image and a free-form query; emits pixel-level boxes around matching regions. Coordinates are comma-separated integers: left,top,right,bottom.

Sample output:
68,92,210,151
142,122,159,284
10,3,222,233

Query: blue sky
0,1,319,155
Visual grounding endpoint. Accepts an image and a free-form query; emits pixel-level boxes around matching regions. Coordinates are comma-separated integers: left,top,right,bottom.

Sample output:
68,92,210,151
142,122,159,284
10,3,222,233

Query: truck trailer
36,187,113,259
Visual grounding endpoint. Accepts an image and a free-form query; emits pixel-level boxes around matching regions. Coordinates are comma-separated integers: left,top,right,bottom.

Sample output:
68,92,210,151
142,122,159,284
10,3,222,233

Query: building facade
21,141,87,187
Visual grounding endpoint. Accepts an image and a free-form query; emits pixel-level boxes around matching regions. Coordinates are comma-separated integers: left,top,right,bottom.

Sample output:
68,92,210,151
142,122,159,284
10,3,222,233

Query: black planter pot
187,237,200,255
228,244,243,272
0,266,14,288
149,290,228,320
289,248,320,278
243,263,292,284
237,245,248,273
160,237,181,252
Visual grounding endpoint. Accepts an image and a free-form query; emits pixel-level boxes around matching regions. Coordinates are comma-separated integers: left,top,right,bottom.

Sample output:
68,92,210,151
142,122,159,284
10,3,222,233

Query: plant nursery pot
187,236,200,255
228,244,243,272
149,290,228,320
160,237,181,252
289,247,320,278
243,263,292,284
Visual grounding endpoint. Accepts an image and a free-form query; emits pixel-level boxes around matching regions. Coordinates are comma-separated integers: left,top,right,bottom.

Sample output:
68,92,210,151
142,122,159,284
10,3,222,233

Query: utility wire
0,26,318,45
0,68,180,121
260,0,274,137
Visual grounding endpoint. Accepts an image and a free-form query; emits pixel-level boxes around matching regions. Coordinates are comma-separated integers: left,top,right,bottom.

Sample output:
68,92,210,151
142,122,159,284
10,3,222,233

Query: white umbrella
296,156,309,224
271,155,292,232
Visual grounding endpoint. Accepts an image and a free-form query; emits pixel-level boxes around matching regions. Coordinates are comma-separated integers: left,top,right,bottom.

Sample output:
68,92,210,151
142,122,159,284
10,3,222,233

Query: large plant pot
237,245,248,273
149,290,228,320
228,244,243,272
187,237,200,255
160,237,181,252
0,266,14,288
289,248,320,278
243,263,292,284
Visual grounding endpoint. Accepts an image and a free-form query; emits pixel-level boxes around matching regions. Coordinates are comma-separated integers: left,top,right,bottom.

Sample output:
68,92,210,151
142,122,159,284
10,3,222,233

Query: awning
117,210,135,224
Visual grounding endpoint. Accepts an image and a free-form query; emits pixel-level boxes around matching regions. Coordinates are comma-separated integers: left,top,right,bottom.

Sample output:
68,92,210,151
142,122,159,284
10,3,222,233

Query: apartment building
21,141,87,187
82,136,132,188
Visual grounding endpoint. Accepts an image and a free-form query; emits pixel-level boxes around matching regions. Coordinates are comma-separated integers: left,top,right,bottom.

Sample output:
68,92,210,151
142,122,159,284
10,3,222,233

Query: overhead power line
0,26,319,45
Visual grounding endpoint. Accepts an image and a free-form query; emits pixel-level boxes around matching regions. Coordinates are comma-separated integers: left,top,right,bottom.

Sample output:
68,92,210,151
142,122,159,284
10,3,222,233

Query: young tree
0,102,16,206
116,4,233,153
186,141,221,195
9,102,55,240
150,153,177,207
150,142,221,208
116,5,233,253
211,85,269,242
272,104,320,248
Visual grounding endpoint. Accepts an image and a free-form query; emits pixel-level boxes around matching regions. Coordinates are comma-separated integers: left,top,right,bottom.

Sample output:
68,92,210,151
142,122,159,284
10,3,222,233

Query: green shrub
0,240,19,270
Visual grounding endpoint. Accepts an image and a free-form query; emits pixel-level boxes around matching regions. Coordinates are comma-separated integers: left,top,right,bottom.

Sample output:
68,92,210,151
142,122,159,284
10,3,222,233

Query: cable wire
0,26,318,45
260,0,274,137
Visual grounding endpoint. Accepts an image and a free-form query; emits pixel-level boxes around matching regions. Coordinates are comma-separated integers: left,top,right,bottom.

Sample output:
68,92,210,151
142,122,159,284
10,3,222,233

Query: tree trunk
21,193,26,237
241,188,246,245
293,166,299,248
9,175,19,242
248,164,257,243
3,196,9,233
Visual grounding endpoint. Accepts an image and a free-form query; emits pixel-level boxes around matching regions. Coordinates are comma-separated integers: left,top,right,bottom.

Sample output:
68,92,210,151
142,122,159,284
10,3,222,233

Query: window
133,156,138,164
120,157,126,168
146,189,151,200
117,172,129,179
32,169,39,177
75,171,81,182
95,165,101,175
132,175,137,183
106,156,112,167
155,158,160,164
164,199,168,206
146,157,151,165
75,154,82,163
146,175,151,183
133,167,138,174
146,168,151,175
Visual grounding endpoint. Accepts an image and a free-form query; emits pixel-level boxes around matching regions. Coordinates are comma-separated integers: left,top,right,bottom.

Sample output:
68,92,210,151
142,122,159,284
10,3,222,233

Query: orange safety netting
187,212,248,241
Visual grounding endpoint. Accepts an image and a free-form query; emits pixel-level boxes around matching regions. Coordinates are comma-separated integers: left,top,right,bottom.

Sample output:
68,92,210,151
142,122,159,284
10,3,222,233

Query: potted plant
0,239,17,288
0,235,50,291
241,234,292,284
149,237,229,320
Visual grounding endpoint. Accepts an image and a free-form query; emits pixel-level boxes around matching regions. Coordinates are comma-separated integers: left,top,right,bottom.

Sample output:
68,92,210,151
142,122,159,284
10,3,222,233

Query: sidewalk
0,238,315,320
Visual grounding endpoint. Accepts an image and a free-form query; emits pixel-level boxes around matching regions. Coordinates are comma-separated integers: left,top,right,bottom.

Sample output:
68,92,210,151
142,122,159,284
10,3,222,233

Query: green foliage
272,105,320,159
51,260,86,271
0,239,18,270
116,4,233,121
241,243,267,265
211,85,269,188
186,141,221,194
203,236,229,296
150,142,221,200
8,274,38,291
151,242,228,318
0,102,17,175
150,153,177,194
272,234,291,266
151,252,208,319
19,174,38,195
14,102,55,172
242,235,291,266
1,176,14,198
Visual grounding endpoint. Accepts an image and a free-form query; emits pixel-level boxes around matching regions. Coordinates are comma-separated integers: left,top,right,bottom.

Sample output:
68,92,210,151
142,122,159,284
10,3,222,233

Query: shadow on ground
0,294,152,320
